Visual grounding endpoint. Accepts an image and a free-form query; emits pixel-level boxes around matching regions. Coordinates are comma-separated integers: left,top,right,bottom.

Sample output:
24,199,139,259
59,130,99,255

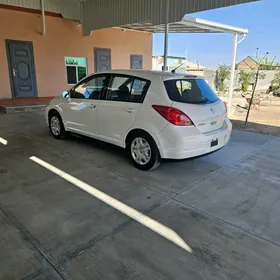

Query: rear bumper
157,118,232,159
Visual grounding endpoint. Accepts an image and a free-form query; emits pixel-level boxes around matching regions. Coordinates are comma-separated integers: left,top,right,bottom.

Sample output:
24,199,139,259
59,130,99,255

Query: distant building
152,55,216,88
237,56,280,70
152,55,207,76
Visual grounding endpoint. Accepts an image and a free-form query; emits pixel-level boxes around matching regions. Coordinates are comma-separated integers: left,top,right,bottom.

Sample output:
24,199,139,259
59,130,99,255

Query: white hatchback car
46,70,232,170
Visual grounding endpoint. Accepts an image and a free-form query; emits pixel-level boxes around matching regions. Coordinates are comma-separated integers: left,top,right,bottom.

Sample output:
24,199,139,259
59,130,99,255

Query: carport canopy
80,0,259,113
120,15,248,114
82,0,258,35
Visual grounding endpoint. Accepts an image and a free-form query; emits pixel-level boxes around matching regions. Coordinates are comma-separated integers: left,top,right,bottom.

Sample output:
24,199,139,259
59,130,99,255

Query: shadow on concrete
68,133,127,158
67,133,213,165
231,119,280,137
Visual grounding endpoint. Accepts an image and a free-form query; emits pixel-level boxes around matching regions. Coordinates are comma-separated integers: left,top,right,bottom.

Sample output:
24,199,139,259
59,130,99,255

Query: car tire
127,131,161,171
48,111,67,139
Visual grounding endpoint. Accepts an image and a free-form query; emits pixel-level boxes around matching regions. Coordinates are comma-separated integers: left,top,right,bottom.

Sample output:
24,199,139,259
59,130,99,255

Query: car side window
130,79,149,103
106,76,133,102
105,75,149,103
70,75,109,99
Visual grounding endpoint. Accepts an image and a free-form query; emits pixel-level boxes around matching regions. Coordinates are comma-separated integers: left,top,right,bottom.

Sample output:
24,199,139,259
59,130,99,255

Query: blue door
6,40,37,98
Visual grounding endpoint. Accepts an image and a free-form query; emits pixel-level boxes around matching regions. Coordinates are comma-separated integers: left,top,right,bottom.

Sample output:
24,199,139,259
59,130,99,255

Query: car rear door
97,74,150,146
164,78,226,133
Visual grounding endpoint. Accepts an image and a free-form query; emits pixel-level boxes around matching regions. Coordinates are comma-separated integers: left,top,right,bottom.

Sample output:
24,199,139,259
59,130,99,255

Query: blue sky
153,0,279,69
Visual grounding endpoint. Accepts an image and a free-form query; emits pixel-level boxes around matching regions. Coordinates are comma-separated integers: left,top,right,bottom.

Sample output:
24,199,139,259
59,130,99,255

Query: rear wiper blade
202,96,210,103
184,97,212,104
190,97,210,104
186,100,208,104
201,96,215,104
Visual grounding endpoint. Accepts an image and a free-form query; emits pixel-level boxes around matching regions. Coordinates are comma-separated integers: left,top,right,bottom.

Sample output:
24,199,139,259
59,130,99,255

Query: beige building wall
237,57,258,70
0,7,152,99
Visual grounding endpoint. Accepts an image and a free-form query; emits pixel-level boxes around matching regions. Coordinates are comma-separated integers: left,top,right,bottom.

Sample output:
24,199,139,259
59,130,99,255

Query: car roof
87,70,200,80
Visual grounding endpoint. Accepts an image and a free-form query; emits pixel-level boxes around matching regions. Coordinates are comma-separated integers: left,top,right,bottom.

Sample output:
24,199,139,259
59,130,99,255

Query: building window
65,57,87,84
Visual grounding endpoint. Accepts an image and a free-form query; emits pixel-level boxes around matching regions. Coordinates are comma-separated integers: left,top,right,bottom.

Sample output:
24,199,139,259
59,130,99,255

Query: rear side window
164,79,219,104
130,79,148,103
105,75,150,103
106,76,133,101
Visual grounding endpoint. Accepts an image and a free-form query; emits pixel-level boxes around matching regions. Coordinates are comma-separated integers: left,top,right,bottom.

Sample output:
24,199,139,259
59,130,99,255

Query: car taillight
152,105,193,126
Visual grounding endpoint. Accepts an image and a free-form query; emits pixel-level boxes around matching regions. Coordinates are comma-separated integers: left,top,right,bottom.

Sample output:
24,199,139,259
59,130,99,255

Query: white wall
222,70,278,92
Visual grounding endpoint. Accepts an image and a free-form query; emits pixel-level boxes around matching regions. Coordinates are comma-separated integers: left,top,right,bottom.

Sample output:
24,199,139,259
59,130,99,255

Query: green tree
217,64,230,91
271,71,280,91
238,70,252,92
258,72,266,80
238,71,266,93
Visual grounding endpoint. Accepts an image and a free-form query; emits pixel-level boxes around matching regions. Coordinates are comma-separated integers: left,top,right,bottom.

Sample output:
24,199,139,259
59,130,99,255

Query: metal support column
163,24,169,71
163,0,169,71
228,33,238,115
41,0,46,35
228,34,246,115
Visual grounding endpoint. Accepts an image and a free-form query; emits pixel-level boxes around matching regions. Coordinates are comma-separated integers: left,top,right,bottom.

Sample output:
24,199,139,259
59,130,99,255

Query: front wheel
49,111,67,139
127,132,160,171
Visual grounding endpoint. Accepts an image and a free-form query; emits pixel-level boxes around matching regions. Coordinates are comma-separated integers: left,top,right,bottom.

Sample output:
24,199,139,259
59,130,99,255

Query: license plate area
211,138,218,147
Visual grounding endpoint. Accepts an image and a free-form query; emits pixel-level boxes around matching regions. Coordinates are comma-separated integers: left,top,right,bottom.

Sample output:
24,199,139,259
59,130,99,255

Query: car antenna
171,63,184,73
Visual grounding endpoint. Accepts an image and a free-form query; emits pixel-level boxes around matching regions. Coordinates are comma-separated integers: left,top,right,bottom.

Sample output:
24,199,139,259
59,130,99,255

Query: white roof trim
120,15,248,35
180,16,248,35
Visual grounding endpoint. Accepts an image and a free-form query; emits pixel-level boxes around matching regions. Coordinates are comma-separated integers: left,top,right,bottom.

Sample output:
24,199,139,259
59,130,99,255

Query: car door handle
125,108,135,113
89,104,96,109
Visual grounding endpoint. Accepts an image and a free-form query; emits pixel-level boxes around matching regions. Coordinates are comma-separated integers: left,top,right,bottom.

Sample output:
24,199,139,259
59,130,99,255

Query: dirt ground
222,96,280,137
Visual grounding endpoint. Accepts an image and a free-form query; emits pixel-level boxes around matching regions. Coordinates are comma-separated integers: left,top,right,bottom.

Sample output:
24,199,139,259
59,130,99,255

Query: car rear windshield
164,79,219,104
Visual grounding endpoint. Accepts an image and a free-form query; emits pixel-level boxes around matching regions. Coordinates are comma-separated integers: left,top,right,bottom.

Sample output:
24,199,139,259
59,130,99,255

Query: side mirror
62,90,69,98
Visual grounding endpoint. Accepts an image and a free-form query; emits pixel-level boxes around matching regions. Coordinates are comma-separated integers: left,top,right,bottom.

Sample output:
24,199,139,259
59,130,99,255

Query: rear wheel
49,111,67,139
127,131,160,171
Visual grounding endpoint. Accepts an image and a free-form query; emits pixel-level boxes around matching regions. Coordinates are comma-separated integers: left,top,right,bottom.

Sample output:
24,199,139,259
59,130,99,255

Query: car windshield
164,79,219,104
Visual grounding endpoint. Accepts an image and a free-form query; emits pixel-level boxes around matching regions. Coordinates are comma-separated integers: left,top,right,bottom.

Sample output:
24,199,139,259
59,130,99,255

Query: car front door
97,75,150,146
63,75,109,137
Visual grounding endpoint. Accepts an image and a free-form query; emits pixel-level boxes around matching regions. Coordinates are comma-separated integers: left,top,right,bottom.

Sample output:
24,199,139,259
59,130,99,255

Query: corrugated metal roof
0,0,81,20
0,0,258,36
82,0,260,35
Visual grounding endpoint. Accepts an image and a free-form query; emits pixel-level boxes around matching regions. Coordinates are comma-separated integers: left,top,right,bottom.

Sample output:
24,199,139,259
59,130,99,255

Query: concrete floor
1,112,280,280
